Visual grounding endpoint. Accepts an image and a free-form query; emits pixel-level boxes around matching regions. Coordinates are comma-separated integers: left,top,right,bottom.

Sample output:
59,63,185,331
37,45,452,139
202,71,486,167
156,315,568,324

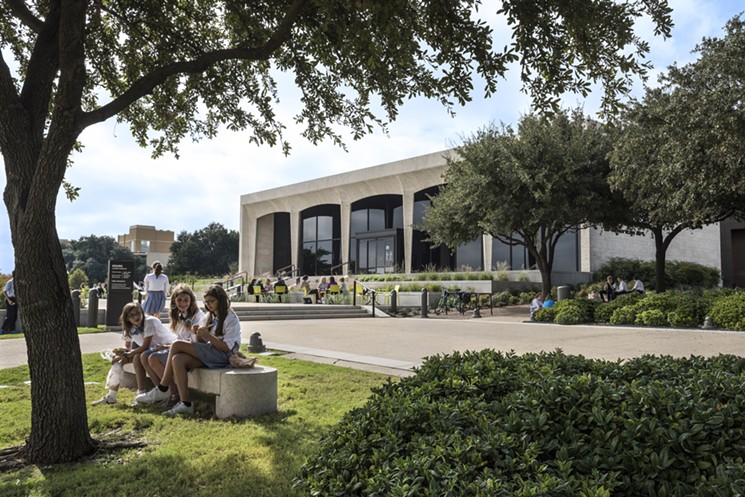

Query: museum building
239,149,744,287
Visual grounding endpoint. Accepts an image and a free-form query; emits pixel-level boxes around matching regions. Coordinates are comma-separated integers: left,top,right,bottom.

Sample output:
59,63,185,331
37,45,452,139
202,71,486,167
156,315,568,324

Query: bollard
390,290,398,314
87,289,99,327
421,288,428,318
71,289,81,326
248,332,266,353
557,285,570,301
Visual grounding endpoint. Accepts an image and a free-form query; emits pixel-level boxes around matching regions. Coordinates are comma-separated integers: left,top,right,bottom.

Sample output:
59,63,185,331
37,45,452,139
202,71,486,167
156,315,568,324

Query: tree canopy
167,223,239,277
423,108,619,296
0,0,673,465
609,15,745,291
62,234,146,284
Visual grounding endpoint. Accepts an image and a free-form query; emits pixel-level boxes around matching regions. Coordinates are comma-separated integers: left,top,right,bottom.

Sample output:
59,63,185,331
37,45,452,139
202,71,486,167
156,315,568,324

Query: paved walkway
2,306,745,377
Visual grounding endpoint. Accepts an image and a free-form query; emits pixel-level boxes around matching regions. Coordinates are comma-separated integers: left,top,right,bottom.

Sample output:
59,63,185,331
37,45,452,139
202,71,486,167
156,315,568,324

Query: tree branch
78,0,307,131
6,0,44,33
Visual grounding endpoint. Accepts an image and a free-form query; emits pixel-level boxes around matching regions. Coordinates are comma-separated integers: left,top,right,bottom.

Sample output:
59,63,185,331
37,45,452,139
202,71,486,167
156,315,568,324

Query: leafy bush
534,306,556,322
596,258,720,290
594,292,645,323
610,305,637,325
710,291,745,331
667,261,720,289
296,350,745,497
635,309,668,327
554,306,582,325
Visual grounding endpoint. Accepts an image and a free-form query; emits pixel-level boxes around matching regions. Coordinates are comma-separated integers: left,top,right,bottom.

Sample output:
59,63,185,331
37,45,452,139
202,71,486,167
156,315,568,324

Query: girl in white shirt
142,261,169,317
134,284,242,416
140,283,205,395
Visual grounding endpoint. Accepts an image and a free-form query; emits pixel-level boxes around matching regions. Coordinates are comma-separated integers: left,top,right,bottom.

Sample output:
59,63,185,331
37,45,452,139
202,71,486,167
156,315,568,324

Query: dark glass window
300,205,340,275
456,239,483,270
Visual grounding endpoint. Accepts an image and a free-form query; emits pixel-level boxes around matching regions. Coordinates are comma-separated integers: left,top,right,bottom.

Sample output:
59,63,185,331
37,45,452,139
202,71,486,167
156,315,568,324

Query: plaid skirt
142,290,166,314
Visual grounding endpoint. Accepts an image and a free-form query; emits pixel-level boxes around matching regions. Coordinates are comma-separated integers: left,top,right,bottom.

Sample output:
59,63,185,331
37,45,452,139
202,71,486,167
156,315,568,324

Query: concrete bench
122,362,277,419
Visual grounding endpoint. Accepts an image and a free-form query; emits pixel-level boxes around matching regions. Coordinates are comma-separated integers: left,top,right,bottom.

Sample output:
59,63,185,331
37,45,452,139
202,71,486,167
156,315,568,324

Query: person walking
1,271,17,334
142,261,169,317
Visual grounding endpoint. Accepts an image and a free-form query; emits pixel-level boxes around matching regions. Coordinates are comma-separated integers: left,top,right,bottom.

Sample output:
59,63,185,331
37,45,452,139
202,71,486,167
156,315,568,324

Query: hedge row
296,350,745,497
534,289,745,331
595,258,720,291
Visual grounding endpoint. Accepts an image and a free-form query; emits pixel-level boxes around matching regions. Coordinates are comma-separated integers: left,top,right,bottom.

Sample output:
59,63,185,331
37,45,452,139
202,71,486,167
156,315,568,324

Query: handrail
352,280,376,318
330,261,350,275
275,264,296,279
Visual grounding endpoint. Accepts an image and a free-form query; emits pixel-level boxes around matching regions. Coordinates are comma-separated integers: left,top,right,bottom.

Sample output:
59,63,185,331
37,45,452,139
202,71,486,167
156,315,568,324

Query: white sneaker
134,386,170,405
162,401,195,417
91,395,116,406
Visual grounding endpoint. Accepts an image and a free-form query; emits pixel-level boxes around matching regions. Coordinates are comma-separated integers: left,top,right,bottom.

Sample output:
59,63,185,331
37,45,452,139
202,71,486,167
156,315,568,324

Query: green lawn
0,353,391,497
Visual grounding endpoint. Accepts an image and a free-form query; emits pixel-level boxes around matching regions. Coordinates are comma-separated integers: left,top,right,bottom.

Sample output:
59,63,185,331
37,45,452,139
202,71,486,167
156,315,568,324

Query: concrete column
402,191,415,274
483,234,493,272
240,208,258,276
290,210,301,275
340,200,351,274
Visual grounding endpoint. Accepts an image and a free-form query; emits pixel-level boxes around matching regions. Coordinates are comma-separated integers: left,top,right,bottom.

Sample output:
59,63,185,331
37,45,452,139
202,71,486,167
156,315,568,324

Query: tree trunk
653,227,667,292
5,154,95,463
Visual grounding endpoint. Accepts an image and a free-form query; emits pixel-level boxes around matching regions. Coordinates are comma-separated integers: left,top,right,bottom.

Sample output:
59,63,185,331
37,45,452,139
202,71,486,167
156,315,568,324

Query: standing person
140,283,205,404
1,271,17,334
142,261,169,317
134,284,242,416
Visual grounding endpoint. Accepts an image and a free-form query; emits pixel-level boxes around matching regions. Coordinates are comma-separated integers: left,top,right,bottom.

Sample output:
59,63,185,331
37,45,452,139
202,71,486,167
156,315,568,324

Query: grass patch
0,353,391,497
0,325,108,340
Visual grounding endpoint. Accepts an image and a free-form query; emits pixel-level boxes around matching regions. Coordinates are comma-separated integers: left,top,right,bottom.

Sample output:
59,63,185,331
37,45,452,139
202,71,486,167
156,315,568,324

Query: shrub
593,291,645,323
533,307,556,322
554,306,582,325
710,291,745,331
596,258,720,291
635,309,668,327
610,305,637,325
296,350,745,497
668,260,720,289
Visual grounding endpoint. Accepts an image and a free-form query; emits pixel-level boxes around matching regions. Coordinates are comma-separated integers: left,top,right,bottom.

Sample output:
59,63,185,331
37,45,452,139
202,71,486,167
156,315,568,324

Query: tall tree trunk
5,154,95,464
652,227,667,292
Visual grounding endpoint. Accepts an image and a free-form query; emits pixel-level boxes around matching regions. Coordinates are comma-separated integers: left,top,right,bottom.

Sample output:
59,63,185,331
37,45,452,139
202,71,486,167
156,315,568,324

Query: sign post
106,260,135,328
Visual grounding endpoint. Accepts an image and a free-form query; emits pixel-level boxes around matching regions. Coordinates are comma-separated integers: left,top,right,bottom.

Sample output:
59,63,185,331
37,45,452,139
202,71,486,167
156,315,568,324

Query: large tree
423,109,620,297
0,0,672,464
167,222,239,277
609,16,745,292
62,234,146,284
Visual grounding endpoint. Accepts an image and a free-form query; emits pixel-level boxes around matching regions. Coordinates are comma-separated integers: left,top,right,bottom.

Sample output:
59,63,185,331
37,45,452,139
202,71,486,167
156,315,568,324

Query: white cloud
1,0,742,273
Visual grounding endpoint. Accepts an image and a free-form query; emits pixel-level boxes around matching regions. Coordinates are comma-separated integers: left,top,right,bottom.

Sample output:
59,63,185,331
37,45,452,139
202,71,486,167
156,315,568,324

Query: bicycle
433,289,466,315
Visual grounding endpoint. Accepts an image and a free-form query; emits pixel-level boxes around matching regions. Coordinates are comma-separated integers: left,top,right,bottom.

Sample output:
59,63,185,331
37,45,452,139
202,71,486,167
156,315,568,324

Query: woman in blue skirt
141,261,169,317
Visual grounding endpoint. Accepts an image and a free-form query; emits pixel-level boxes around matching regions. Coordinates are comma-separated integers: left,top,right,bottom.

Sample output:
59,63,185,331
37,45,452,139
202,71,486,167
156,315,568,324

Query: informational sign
106,260,135,327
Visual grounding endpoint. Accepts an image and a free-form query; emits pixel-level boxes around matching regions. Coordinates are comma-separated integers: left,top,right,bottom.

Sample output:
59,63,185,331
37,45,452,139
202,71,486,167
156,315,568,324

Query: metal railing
352,280,377,318
330,261,351,275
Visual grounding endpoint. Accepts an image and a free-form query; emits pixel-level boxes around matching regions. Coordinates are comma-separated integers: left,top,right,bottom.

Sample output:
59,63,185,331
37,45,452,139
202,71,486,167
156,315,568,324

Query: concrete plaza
2,306,745,376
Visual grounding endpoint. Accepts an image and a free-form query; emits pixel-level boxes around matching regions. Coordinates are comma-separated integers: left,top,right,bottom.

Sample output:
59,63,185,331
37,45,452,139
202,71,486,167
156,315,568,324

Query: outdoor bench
121,362,278,419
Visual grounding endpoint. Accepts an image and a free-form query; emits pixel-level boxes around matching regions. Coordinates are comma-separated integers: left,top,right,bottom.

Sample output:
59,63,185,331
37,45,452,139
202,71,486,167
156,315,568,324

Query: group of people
298,275,348,303
93,261,242,417
529,292,555,319
247,276,289,296
598,275,644,302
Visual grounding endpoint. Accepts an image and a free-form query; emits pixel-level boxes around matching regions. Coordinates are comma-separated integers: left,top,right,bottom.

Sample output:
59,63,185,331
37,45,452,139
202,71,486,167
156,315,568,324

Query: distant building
239,150,744,287
117,225,174,267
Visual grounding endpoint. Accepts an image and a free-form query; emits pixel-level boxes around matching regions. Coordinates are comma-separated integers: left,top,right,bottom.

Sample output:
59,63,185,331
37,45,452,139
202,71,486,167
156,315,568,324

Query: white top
209,309,241,351
143,315,177,347
173,309,206,340
617,280,628,292
3,278,14,298
144,272,169,293
631,279,645,292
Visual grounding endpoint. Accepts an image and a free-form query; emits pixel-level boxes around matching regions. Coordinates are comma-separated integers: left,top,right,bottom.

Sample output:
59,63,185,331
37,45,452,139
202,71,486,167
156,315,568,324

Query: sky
0,0,742,274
